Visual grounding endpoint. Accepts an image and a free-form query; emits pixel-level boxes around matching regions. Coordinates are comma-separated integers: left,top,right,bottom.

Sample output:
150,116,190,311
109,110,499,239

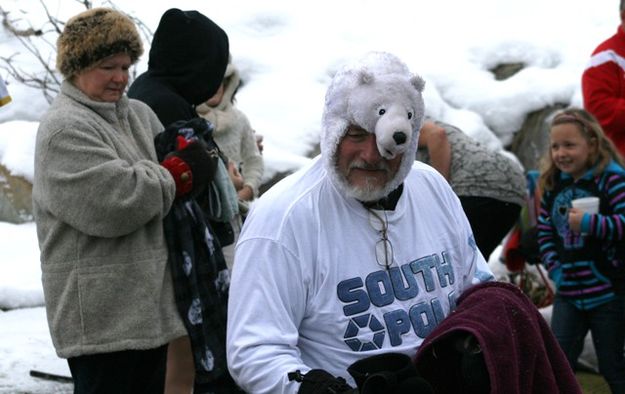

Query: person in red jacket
582,1,625,157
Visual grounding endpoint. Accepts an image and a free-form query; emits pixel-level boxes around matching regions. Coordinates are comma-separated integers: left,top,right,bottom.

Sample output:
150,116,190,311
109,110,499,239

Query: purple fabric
414,281,582,394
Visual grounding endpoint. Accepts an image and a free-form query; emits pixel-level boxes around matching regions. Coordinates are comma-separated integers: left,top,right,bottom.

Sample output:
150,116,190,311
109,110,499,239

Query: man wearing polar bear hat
226,51,494,393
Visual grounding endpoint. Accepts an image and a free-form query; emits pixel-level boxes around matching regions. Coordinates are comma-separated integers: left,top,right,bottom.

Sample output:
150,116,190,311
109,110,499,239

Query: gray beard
342,177,389,202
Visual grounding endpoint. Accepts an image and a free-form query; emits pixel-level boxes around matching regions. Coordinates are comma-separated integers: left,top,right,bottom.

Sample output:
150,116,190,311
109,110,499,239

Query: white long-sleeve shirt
227,157,494,393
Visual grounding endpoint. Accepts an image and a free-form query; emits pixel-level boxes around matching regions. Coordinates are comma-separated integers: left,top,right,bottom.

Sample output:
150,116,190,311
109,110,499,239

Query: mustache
348,159,390,172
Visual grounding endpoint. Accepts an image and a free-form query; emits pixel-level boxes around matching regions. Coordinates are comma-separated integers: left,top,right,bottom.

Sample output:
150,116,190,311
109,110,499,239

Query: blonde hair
539,108,625,192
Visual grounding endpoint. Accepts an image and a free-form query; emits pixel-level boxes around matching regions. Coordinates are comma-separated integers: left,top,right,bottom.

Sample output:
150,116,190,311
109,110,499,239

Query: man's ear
621,9,625,30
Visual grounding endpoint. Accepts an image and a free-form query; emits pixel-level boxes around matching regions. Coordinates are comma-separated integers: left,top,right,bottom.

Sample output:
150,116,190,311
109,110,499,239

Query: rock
489,62,568,172
490,62,525,81
509,104,567,171
258,144,319,195
259,170,293,195
0,164,33,223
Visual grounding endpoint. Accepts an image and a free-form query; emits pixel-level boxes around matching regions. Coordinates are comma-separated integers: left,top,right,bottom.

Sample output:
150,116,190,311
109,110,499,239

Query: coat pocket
77,260,166,345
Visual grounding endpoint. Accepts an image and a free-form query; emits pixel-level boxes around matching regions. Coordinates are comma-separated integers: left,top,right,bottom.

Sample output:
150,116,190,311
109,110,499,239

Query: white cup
571,197,599,214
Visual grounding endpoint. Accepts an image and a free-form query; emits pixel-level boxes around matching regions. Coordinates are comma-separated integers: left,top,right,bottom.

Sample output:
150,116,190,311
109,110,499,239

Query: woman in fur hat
33,8,214,393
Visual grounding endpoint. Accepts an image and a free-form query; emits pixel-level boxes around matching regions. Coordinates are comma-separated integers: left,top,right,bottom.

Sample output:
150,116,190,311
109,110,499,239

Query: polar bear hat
321,51,426,201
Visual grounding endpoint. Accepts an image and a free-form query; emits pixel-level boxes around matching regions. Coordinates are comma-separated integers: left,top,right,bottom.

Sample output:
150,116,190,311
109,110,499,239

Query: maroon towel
414,281,581,394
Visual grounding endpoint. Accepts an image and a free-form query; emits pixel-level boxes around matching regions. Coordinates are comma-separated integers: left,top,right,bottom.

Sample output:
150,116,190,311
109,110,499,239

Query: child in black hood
128,8,229,127
128,8,241,394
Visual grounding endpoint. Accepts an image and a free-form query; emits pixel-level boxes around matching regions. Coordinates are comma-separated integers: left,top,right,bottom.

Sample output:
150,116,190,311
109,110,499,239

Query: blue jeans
551,294,625,394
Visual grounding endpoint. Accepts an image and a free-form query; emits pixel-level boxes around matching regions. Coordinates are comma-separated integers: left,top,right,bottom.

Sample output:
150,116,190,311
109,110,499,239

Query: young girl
537,108,625,393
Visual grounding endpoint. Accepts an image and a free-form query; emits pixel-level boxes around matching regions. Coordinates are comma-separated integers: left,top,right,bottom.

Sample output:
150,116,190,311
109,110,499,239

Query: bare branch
38,0,65,34
76,0,94,9
0,54,59,102
0,1,153,104
0,6,43,37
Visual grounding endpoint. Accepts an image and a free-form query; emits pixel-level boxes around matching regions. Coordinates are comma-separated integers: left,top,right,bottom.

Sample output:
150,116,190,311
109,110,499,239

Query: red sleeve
582,60,625,140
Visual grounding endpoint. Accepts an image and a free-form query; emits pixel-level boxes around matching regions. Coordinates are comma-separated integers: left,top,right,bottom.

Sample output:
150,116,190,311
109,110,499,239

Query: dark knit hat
148,8,229,104
56,8,143,78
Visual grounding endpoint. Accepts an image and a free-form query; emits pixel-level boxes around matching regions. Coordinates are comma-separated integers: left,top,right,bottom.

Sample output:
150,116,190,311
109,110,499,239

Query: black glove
161,141,217,197
347,353,434,394
427,332,490,394
288,369,357,394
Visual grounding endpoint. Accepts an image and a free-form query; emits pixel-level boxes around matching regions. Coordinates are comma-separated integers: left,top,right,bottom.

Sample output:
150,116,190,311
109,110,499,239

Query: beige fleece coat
33,80,185,358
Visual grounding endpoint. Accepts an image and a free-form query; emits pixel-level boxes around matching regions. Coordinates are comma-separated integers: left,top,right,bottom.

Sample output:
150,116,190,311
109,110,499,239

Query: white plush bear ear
410,74,426,93
358,69,374,85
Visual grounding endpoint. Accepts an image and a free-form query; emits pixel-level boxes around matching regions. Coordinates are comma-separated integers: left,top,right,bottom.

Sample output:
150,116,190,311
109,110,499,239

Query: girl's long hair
539,108,625,192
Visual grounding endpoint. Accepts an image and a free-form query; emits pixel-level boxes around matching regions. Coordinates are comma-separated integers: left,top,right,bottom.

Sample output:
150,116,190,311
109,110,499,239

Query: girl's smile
550,123,596,181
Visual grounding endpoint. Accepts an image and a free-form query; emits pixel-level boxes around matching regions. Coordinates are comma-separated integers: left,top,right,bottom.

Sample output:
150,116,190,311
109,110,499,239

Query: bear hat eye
408,112,413,120
378,108,386,116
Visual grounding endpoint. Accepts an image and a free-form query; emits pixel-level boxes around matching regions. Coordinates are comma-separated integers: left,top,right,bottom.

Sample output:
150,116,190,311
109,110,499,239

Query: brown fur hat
56,8,143,78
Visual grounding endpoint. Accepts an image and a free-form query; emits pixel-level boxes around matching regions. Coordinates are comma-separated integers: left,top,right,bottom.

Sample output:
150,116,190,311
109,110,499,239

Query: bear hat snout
393,131,407,145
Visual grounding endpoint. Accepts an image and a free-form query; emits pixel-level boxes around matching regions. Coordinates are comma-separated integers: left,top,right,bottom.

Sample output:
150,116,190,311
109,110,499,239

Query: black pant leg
67,345,167,394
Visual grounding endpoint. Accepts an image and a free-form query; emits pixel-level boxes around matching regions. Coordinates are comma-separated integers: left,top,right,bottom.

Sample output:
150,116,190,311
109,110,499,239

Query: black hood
147,8,229,106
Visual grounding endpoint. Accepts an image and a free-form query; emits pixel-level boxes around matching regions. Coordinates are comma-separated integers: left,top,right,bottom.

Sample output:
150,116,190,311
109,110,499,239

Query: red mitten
161,141,216,198
161,155,193,197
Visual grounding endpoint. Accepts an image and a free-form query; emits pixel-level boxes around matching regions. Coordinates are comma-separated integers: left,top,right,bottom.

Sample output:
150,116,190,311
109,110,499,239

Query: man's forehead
346,124,368,133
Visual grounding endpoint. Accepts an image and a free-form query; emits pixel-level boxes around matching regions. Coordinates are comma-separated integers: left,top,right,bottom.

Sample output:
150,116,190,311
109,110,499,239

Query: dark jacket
128,8,234,247
128,8,229,127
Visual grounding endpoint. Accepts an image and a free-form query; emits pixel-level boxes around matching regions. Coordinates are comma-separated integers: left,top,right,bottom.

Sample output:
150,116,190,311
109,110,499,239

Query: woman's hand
254,131,264,154
238,185,254,201
228,160,244,190
227,161,254,201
